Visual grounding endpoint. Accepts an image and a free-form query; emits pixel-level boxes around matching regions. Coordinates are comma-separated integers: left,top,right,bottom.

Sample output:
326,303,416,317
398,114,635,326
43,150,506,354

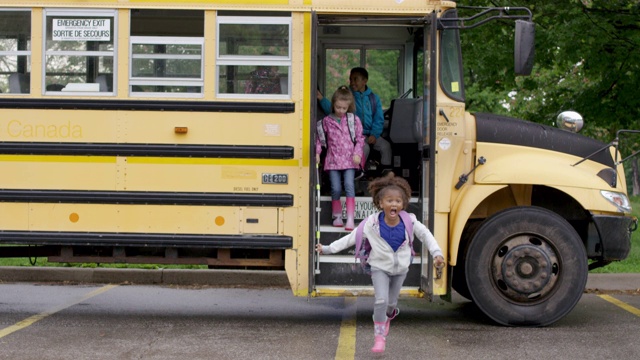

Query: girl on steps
315,85,365,230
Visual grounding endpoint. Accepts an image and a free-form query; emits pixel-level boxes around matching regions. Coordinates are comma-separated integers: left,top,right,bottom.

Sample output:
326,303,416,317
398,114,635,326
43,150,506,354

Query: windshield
440,9,464,101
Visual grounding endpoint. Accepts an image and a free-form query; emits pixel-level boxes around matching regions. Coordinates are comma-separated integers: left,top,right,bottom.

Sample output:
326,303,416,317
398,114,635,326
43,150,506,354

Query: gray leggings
371,268,408,323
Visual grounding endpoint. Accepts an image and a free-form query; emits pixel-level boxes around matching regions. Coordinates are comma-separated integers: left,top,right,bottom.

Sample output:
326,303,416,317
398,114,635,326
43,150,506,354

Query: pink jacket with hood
315,113,365,171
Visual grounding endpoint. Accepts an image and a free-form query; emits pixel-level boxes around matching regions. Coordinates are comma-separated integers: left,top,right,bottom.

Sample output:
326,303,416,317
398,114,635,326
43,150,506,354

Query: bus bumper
592,214,637,261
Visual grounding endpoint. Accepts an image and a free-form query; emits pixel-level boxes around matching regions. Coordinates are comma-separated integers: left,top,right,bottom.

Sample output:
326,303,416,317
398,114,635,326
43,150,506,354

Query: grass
1,198,639,272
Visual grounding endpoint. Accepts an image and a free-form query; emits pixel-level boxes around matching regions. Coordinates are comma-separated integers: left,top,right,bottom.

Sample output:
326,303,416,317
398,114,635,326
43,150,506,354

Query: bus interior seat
386,97,424,191
95,74,113,92
388,98,423,144
46,84,65,91
280,75,288,94
9,73,30,94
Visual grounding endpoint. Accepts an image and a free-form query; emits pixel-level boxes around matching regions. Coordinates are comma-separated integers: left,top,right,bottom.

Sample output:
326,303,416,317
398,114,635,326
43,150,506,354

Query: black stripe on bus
0,190,294,207
0,142,294,159
475,113,614,167
0,231,293,249
0,98,295,113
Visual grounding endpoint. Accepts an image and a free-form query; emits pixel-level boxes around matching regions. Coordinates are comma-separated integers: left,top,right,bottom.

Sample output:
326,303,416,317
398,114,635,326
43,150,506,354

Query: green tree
458,0,640,192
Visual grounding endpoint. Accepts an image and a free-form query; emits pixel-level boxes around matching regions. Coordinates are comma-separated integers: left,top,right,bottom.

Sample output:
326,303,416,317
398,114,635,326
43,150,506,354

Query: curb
0,267,637,291
585,273,639,292
0,266,290,288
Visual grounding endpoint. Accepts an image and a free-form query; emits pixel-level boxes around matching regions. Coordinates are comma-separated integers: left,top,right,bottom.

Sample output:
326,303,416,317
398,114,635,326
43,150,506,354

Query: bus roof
7,0,456,13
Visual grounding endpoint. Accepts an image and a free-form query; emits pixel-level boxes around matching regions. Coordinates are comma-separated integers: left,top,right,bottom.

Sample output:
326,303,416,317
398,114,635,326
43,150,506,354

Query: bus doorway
312,15,433,296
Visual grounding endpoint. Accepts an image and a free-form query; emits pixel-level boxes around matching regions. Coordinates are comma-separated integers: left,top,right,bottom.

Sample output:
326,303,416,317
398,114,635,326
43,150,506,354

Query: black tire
465,206,587,326
452,219,483,301
452,259,471,300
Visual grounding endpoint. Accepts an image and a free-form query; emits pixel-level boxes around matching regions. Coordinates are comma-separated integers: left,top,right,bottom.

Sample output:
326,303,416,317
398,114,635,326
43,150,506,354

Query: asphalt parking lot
0,268,638,360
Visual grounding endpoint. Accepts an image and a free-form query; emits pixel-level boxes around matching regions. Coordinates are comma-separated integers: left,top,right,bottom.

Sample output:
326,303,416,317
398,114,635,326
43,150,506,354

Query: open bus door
419,11,438,300
312,12,438,298
310,10,320,295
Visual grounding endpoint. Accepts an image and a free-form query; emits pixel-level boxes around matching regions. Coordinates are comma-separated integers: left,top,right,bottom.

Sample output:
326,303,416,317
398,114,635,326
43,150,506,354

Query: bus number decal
262,173,288,184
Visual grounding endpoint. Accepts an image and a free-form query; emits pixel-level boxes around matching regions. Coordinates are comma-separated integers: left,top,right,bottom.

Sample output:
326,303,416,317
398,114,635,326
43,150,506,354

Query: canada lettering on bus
6,120,83,139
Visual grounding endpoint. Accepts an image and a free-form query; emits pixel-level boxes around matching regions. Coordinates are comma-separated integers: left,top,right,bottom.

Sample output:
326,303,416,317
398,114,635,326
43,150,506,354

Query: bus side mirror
514,20,535,76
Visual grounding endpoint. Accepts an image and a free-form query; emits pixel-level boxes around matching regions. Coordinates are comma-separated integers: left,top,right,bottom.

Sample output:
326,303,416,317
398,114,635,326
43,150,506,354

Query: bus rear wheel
465,206,587,326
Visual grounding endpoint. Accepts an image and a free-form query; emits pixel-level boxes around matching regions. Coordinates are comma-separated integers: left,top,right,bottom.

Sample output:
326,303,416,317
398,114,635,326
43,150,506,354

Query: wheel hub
501,244,552,294
493,236,560,302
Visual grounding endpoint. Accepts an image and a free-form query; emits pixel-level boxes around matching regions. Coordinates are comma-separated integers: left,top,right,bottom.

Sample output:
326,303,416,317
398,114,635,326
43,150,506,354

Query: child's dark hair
368,172,412,211
350,67,369,80
331,85,356,113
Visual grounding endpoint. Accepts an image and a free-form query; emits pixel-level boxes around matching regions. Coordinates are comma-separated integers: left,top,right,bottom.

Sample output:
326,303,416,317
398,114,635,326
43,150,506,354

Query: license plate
262,173,288,184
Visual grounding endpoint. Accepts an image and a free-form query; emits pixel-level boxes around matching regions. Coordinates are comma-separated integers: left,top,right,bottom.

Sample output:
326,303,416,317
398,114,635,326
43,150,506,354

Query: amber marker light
69,213,79,223
215,216,225,226
175,127,188,134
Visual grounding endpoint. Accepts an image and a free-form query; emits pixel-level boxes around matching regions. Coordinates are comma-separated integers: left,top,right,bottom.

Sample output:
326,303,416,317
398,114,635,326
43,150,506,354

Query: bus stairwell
312,168,424,297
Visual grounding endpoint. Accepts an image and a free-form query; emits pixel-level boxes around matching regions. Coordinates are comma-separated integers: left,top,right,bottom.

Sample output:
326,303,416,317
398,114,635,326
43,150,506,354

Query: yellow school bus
0,0,635,326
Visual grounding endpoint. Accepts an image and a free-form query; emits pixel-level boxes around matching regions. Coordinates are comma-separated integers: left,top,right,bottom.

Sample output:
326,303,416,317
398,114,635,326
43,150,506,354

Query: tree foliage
458,0,640,193
458,0,640,143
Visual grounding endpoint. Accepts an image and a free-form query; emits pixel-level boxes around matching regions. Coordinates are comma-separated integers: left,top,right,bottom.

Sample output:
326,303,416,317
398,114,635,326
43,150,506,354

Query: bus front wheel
465,206,588,326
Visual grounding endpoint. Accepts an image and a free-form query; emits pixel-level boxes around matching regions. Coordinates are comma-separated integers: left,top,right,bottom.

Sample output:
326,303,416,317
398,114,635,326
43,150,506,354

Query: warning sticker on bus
52,19,111,41
262,173,288,184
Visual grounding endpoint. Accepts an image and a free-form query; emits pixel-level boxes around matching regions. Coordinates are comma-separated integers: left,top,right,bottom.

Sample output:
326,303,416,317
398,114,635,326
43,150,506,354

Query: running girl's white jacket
320,212,443,275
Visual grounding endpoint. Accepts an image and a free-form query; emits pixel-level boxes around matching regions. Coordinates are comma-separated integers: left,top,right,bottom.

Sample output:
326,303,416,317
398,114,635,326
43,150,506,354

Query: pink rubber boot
331,200,344,227
384,308,399,336
345,197,356,230
371,321,386,353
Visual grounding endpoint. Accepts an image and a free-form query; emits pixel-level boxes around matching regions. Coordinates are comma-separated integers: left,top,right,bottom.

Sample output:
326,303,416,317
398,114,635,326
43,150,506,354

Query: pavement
0,266,638,292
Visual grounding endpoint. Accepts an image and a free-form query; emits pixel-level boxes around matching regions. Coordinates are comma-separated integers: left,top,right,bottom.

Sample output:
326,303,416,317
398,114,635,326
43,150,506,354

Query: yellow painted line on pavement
0,284,118,339
335,297,357,360
598,294,640,317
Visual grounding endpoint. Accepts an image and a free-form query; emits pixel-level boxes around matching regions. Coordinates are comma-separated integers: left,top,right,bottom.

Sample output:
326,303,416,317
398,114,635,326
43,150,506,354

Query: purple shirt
379,212,406,252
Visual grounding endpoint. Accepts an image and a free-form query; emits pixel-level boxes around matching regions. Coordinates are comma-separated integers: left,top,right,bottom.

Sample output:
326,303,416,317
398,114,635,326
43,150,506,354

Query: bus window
323,48,360,98
44,9,116,94
216,13,291,98
366,48,402,108
321,45,403,109
0,9,31,94
130,9,204,97
439,10,464,101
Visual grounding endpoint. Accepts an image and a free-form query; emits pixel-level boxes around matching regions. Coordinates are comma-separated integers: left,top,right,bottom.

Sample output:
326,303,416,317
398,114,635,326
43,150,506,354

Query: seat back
9,73,30,94
95,74,113,92
279,75,288,94
388,98,423,144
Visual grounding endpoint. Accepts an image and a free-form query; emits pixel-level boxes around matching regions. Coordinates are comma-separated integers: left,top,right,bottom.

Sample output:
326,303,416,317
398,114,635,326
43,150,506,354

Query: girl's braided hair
367,171,412,211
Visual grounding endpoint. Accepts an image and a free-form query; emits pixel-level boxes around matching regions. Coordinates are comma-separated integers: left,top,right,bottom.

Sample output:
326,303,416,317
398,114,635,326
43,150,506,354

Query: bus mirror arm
455,156,486,190
573,129,640,188
612,129,640,166
439,7,533,30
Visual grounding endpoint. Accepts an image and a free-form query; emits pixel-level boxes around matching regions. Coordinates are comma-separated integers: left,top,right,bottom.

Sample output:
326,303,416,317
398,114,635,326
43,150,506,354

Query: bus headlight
601,190,632,213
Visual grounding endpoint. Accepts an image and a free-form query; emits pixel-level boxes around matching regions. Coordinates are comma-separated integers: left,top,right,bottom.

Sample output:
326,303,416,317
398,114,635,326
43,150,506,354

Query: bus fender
449,183,507,266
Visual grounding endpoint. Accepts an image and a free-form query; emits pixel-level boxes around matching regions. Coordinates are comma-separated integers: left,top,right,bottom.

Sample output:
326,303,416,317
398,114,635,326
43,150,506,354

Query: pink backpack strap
399,210,415,256
354,217,367,256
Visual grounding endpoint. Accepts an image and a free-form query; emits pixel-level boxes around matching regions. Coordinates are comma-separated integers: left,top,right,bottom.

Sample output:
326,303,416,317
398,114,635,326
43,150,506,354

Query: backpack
368,92,378,118
316,92,376,142
316,113,357,148
353,211,415,274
